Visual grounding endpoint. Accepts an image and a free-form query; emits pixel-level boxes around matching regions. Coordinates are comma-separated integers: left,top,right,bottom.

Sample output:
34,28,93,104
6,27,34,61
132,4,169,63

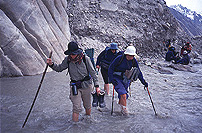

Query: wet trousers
113,77,130,99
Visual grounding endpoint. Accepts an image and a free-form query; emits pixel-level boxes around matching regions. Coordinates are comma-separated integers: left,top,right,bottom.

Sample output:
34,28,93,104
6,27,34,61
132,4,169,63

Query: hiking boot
98,91,106,108
120,105,129,116
91,91,98,107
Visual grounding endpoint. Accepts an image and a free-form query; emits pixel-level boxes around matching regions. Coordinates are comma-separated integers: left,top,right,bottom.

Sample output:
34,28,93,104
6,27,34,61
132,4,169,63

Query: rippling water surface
1,65,202,133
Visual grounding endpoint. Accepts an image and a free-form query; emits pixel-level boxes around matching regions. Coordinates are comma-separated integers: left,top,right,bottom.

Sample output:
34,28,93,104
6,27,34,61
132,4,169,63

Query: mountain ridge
169,4,202,37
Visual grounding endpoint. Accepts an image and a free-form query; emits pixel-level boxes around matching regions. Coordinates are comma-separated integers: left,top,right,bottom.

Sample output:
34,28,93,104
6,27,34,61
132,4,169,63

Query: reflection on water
1,65,202,133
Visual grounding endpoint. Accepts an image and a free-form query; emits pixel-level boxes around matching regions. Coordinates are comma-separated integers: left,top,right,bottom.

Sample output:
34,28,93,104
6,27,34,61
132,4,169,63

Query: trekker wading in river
108,46,148,115
96,43,119,95
47,41,100,122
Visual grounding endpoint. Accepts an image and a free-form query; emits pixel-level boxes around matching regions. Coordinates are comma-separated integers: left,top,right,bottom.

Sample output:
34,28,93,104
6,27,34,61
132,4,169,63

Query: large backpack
116,53,140,81
102,46,110,60
67,48,96,72
84,48,96,70
98,47,111,69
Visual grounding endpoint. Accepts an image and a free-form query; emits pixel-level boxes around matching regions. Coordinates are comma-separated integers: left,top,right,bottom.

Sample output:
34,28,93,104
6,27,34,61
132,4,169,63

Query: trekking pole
22,51,52,128
145,86,157,115
96,68,100,75
111,85,115,115
129,82,132,97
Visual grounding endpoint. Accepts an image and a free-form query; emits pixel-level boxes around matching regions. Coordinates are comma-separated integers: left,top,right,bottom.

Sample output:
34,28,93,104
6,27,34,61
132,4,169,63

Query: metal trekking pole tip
146,87,157,116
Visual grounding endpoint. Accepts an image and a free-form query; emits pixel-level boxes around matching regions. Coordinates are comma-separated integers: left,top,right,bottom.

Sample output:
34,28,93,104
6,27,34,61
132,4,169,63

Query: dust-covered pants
113,76,130,99
69,84,93,113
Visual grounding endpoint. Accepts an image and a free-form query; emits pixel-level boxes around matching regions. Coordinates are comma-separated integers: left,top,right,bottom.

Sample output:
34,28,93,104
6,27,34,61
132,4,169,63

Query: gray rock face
192,36,202,56
0,9,46,76
0,48,23,77
0,0,198,77
0,0,70,77
67,0,189,58
100,0,118,12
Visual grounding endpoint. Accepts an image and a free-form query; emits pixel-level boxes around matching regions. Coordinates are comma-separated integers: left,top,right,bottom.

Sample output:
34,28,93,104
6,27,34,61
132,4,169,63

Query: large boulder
0,10,45,76
0,0,70,77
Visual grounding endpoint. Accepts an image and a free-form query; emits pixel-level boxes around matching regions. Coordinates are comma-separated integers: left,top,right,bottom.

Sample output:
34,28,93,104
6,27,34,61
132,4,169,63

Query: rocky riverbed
1,59,202,133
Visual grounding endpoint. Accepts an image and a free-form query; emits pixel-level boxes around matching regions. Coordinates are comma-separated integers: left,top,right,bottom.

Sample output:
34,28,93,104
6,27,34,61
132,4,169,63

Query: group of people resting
47,41,148,121
165,41,191,65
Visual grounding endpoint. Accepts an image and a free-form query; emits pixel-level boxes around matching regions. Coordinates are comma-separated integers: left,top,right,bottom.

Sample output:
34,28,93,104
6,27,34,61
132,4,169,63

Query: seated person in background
180,42,192,56
165,46,179,62
175,50,190,65
165,39,171,48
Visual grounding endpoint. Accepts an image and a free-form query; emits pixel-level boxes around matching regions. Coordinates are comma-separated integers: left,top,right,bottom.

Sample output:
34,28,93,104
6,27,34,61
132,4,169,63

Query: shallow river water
1,64,202,133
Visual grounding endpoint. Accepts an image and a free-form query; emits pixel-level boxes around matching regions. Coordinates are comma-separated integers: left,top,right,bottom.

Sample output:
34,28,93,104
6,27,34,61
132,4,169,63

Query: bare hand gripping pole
22,51,52,128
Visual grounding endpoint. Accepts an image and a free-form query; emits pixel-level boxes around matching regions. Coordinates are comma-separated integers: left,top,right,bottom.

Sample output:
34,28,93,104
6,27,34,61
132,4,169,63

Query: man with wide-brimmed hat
108,46,148,115
47,41,100,122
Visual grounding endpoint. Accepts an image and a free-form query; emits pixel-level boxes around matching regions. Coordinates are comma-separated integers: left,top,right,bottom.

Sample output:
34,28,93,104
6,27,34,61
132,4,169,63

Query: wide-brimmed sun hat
124,46,138,56
109,43,118,50
64,41,83,55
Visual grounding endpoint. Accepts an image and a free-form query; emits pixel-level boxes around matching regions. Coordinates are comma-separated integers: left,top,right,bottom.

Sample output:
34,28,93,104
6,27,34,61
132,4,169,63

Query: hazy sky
164,0,202,14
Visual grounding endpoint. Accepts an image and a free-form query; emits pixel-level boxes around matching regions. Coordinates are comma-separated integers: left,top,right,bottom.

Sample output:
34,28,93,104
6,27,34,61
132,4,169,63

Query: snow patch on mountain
170,4,195,20
169,4,202,36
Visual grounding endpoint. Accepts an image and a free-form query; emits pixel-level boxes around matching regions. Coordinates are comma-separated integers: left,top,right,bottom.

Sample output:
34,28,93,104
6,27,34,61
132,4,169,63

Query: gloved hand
144,81,148,87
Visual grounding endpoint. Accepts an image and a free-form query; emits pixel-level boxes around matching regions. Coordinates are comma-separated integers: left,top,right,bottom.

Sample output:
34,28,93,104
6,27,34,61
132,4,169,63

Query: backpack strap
103,47,109,60
67,58,70,75
132,58,136,67
82,55,89,73
116,54,136,67
116,53,125,67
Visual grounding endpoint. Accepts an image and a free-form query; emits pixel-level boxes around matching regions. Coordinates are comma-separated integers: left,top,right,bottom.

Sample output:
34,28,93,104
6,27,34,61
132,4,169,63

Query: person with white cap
108,46,148,115
175,50,190,65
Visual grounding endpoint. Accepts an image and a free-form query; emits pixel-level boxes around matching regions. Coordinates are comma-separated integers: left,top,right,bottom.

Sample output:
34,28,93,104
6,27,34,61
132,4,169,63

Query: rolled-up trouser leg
81,85,92,111
69,84,93,113
70,89,82,113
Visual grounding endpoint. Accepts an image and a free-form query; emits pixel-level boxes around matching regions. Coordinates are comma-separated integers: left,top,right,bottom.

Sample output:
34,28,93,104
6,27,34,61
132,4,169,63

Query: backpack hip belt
71,75,91,83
